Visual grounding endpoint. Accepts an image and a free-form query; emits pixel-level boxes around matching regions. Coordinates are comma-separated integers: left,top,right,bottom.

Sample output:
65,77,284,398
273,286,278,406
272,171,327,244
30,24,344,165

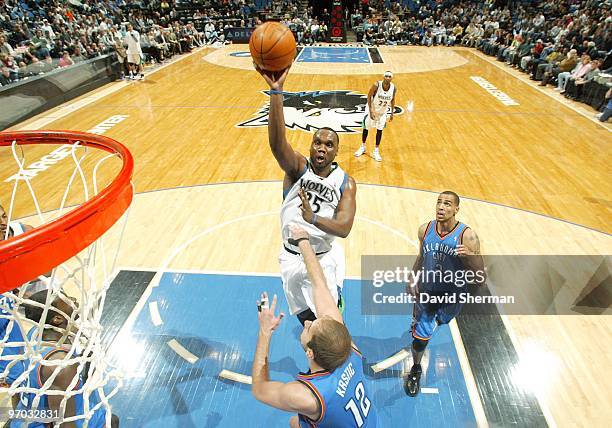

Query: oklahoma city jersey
367,81,395,115
12,328,107,428
296,349,377,427
420,220,468,294
281,160,348,254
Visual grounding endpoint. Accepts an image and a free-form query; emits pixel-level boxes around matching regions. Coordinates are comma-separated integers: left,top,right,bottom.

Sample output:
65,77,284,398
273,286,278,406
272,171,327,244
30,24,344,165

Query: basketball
249,22,296,72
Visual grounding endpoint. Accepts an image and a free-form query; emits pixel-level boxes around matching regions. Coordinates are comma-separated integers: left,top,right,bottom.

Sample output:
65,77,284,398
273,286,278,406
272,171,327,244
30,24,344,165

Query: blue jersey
12,329,107,428
297,349,377,427
0,294,26,384
420,220,469,294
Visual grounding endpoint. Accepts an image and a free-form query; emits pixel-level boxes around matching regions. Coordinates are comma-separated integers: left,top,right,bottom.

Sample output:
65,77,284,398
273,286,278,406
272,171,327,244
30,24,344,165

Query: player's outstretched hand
298,188,314,224
289,224,309,241
257,292,284,335
254,64,292,91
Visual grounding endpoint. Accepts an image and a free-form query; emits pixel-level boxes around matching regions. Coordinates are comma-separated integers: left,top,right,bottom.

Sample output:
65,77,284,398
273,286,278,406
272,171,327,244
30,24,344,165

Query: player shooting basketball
255,65,357,326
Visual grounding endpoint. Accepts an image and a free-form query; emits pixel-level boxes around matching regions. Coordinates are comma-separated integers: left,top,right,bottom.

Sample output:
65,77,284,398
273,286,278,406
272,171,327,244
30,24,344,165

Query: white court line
449,319,489,428
470,49,610,132
167,338,199,364
15,47,206,131
219,369,252,384
148,301,163,326
371,349,409,373
420,387,439,394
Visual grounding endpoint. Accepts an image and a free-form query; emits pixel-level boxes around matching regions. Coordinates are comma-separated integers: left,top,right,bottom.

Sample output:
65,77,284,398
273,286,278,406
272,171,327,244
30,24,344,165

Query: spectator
58,51,73,68
596,88,612,122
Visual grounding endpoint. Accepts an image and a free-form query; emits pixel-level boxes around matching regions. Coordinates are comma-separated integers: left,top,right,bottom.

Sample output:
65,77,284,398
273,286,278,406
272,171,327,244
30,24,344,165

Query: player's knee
412,337,428,353
297,309,316,326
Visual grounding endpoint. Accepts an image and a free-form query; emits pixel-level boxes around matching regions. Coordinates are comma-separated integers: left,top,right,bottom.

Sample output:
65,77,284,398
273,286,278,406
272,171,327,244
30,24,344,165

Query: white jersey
124,30,142,54
368,81,395,115
8,221,25,236
280,161,348,254
8,222,49,295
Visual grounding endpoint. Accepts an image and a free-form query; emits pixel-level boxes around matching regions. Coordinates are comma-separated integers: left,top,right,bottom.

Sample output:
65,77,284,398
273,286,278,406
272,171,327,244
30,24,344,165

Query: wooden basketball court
2,45,611,427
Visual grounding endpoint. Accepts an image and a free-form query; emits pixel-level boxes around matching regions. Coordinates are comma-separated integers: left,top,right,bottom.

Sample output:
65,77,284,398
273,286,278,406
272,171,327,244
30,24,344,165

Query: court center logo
237,90,404,133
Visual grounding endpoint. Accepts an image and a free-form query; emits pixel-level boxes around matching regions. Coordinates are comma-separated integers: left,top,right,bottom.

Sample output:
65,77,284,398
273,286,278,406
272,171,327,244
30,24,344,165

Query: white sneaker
372,148,382,162
354,145,366,157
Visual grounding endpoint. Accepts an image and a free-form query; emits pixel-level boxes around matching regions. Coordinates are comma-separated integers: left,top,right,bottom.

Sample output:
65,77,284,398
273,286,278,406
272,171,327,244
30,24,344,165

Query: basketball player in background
255,65,357,325
10,290,119,428
124,23,144,80
404,191,485,397
252,225,377,427
354,71,397,162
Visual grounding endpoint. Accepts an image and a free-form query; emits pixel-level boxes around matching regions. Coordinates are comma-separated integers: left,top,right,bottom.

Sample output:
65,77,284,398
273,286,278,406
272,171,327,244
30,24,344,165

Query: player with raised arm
255,65,357,325
404,191,485,397
252,225,377,427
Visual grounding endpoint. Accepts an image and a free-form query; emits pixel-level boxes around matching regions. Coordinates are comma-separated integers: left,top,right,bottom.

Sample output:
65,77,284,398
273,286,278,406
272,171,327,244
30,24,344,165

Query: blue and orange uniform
0,294,26,387
296,347,377,427
412,220,470,341
11,329,107,428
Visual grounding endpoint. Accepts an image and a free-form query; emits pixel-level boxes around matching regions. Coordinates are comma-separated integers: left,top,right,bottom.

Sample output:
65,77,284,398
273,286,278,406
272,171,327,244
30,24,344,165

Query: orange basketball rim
0,130,134,292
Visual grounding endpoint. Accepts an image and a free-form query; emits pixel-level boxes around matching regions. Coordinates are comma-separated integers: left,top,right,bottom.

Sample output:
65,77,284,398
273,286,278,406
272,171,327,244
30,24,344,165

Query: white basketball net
1,138,131,427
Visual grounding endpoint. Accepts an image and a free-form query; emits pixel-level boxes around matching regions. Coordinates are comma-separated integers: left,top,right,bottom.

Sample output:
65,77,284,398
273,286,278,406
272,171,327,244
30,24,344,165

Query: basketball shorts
362,112,387,131
127,53,143,65
279,241,345,316
411,296,463,340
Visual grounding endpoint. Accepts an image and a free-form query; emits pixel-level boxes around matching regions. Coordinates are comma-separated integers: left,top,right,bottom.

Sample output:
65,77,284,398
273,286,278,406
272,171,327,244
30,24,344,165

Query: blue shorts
411,297,463,340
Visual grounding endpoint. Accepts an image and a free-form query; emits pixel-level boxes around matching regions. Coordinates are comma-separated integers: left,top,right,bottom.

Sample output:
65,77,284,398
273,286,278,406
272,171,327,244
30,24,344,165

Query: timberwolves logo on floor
237,90,404,133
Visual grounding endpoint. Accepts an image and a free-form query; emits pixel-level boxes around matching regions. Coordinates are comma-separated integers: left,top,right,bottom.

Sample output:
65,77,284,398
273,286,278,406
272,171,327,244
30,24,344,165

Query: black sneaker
403,364,422,397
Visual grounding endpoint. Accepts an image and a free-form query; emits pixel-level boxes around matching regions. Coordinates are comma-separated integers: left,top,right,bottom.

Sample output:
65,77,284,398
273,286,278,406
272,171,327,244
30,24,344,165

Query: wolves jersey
297,349,377,427
420,220,469,294
367,81,395,115
281,160,348,254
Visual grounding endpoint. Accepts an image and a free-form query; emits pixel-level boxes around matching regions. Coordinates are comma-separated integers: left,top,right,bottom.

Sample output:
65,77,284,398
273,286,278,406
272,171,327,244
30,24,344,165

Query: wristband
311,214,318,225
269,89,285,95
288,237,309,246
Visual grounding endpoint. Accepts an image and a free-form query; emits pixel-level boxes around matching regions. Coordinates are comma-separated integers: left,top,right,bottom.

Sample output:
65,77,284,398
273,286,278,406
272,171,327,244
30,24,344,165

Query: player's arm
255,66,306,179
408,222,428,293
44,355,78,428
252,293,320,420
457,228,486,285
291,225,343,323
367,82,377,118
298,178,356,238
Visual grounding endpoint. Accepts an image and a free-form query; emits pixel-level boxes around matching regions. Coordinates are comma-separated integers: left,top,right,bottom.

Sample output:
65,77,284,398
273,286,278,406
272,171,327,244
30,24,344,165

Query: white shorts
279,241,345,316
363,112,387,131
127,53,142,65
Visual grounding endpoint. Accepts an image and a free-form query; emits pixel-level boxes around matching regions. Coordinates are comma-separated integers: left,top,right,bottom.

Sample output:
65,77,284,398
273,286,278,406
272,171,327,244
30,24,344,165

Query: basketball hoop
0,130,134,427
0,131,134,292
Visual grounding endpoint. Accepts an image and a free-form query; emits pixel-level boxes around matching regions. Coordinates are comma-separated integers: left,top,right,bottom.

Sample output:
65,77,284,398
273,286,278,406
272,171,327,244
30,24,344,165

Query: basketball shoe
354,145,366,157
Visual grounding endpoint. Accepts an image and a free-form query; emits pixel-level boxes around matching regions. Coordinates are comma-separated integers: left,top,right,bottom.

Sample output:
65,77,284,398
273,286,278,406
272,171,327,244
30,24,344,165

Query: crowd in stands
345,0,611,120
1,0,610,119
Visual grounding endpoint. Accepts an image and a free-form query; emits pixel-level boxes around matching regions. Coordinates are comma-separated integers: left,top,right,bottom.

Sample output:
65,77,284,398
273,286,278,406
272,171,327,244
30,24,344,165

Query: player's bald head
314,127,339,146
